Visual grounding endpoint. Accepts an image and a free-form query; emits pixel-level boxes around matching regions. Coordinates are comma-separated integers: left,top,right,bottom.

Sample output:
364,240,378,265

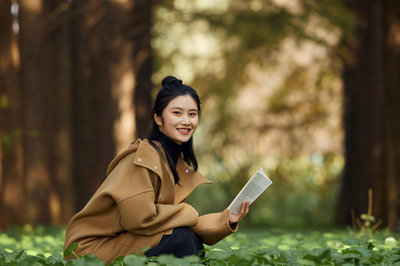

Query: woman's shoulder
106,138,162,176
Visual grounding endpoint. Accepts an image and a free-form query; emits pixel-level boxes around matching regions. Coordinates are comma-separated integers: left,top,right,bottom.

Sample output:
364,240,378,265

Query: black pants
145,227,205,258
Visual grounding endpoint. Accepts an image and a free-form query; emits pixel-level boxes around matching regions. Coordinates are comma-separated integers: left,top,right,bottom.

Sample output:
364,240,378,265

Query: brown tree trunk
70,0,117,210
1,0,153,225
70,0,152,210
337,0,400,231
43,0,75,225
382,0,400,230
18,0,53,224
17,0,76,225
0,0,24,228
51,0,154,222
130,0,153,140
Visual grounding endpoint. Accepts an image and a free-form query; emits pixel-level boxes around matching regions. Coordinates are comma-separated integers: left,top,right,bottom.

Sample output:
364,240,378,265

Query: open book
227,168,272,214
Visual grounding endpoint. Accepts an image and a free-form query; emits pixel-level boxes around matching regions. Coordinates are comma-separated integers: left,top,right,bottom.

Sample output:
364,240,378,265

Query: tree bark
70,0,152,210
43,0,75,225
0,0,24,228
70,0,117,210
337,0,400,231
18,0,53,224
0,0,153,225
382,0,400,230
130,0,153,139
17,0,76,225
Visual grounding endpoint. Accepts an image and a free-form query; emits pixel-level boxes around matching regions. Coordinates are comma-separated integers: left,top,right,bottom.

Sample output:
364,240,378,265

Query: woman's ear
154,113,162,127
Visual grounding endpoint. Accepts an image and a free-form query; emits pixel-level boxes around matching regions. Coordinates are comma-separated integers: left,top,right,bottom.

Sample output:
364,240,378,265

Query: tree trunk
43,0,75,225
18,0,53,224
18,0,76,225
382,0,400,230
337,0,400,231
0,0,153,225
130,0,153,140
0,0,24,228
70,0,152,210
70,0,117,210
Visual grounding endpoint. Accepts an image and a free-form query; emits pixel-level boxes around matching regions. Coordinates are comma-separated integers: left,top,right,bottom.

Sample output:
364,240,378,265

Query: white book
227,168,272,214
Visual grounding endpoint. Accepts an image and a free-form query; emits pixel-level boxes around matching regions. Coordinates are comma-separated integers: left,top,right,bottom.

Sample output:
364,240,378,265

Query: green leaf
303,254,317,262
63,242,78,257
15,249,25,259
153,254,180,265
123,254,147,266
344,238,361,246
368,242,375,250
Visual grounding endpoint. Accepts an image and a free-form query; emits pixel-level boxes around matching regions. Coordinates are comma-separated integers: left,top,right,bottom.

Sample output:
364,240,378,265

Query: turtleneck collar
159,132,182,166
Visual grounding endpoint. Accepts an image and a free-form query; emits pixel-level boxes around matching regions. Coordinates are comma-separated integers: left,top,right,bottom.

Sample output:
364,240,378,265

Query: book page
227,168,272,214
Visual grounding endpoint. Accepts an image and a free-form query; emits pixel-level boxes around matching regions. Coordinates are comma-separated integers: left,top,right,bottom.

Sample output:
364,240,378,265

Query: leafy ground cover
0,225,399,265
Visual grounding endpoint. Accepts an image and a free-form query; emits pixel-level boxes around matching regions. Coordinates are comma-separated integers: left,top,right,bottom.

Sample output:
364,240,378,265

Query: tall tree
0,0,24,228
70,0,153,210
42,0,75,225
18,0,67,225
337,0,400,230
0,0,153,227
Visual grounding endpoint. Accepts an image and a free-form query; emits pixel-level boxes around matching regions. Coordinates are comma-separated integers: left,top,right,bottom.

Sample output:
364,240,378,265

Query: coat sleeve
189,209,238,245
117,191,198,236
113,163,198,236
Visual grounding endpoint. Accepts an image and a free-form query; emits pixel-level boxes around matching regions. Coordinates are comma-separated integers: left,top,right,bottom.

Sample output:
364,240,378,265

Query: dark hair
147,76,201,183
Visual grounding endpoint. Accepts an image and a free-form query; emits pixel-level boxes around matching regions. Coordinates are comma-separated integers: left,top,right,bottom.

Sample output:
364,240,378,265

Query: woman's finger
244,201,250,215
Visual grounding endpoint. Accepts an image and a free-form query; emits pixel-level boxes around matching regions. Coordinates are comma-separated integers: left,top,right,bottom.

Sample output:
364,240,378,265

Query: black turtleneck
159,132,182,166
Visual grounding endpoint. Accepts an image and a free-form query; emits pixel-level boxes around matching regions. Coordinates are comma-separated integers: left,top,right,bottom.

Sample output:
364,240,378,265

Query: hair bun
162,76,183,87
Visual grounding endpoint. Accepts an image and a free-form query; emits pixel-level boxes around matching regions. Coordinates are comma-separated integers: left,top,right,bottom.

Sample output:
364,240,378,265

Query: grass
0,225,399,265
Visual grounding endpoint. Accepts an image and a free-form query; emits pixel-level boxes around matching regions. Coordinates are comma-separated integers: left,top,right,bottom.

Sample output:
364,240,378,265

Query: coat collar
134,138,212,203
106,139,142,176
107,138,212,204
174,157,212,204
141,139,212,203
132,139,166,180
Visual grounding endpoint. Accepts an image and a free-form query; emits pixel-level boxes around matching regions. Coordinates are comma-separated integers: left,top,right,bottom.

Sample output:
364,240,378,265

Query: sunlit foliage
153,0,353,227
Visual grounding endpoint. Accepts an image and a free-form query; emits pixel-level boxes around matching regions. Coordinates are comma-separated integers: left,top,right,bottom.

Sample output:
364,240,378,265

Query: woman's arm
113,163,199,236
117,191,199,236
189,201,250,245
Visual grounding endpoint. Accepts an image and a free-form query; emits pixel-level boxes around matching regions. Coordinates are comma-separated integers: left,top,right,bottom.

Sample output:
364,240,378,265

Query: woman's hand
229,201,250,224
186,204,199,216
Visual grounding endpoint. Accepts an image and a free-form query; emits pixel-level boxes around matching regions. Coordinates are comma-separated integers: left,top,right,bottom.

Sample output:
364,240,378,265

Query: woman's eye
190,113,197,117
173,111,181,115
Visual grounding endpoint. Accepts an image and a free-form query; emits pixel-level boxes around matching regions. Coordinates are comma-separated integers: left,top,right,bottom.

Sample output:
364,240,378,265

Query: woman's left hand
229,201,250,224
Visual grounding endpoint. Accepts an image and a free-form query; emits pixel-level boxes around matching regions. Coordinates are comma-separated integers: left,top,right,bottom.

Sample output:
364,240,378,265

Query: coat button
154,166,159,170
185,169,189,173
137,158,142,163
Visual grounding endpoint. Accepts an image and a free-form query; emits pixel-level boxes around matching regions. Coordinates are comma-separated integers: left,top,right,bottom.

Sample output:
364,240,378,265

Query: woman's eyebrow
170,107,198,112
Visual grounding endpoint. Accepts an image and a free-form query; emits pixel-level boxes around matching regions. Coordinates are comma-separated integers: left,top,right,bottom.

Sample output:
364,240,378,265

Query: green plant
350,189,382,237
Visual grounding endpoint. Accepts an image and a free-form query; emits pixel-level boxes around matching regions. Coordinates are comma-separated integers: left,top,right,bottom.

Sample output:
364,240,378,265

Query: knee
174,227,198,240
173,227,202,245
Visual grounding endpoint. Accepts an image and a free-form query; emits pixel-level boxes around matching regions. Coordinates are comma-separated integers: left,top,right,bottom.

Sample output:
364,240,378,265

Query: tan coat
64,139,237,263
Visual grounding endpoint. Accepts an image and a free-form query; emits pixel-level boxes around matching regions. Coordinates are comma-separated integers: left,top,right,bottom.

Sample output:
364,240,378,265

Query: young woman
64,76,250,263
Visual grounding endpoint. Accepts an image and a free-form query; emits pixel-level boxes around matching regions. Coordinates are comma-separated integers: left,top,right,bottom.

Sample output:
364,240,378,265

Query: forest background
0,0,399,232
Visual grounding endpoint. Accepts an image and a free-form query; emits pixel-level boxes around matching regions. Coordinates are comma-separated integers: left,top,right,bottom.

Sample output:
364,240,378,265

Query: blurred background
0,0,399,231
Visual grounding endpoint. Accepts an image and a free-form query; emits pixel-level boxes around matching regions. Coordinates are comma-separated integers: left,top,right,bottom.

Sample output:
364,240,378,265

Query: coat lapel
174,157,212,204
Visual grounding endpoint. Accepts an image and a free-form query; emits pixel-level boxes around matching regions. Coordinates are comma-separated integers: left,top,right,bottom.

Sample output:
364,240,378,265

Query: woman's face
154,95,199,145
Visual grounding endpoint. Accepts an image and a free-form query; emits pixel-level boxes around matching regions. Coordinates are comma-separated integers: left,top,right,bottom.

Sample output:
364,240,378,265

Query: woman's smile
177,128,191,135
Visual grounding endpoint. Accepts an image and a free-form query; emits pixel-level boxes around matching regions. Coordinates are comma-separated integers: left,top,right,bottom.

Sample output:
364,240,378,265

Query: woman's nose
181,115,190,124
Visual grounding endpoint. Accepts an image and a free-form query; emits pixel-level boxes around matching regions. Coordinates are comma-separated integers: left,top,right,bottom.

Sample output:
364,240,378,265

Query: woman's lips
177,128,191,135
